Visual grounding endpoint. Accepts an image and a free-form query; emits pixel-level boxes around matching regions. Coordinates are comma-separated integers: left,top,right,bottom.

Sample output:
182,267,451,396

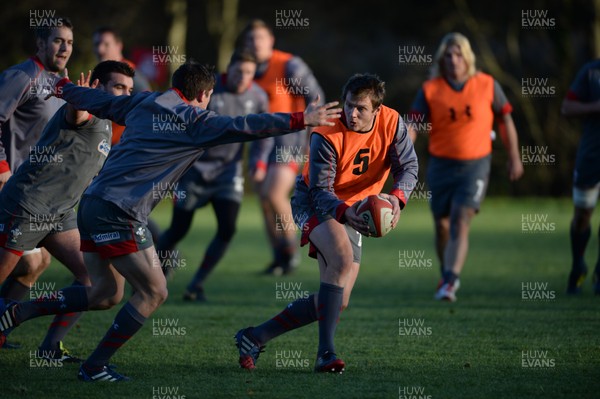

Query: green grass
1,196,598,398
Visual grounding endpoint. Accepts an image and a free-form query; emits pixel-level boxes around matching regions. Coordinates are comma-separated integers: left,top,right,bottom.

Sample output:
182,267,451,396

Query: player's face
100,73,134,96
245,27,274,63
93,32,123,62
443,44,468,81
37,26,73,72
344,93,380,132
227,61,256,94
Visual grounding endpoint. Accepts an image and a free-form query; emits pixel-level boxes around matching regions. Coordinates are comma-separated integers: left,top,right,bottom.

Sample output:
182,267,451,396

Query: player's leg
262,164,298,275
256,170,280,273
434,216,450,277
1,250,48,348
35,228,90,361
427,156,453,281
443,204,476,277
568,184,598,294
185,198,240,301
156,206,195,276
41,229,90,285
156,173,200,277
310,219,356,372
0,248,25,285
0,249,49,302
0,247,28,349
437,156,489,302
235,193,316,370
80,246,167,381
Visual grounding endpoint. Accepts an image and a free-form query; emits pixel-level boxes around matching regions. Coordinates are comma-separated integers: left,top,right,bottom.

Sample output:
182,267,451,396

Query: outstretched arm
53,78,146,125
190,95,341,148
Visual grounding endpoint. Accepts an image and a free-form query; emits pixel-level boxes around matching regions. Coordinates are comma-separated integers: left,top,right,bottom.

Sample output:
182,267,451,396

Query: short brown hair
229,50,257,65
341,73,386,109
235,19,273,50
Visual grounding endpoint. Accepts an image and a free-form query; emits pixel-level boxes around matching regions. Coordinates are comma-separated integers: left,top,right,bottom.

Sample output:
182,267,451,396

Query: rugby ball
356,194,394,237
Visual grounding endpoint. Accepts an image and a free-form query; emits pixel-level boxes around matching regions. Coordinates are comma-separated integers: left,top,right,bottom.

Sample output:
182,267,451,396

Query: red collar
171,87,190,104
31,56,45,70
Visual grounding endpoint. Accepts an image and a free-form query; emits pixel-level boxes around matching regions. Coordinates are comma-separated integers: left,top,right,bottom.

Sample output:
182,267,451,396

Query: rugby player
0,61,134,360
408,33,523,301
238,19,325,276
156,50,269,301
92,26,151,145
0,18,73,350
0,61,341,382
562,59,600,294
235,73,418,373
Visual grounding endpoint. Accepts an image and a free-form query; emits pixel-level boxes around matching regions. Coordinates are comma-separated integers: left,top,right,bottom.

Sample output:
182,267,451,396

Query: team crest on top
97,139,111,157
243,100,255,114
135,227,147,243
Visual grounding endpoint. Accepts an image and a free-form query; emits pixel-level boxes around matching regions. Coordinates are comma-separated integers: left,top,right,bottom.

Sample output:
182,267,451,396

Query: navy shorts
427,155,491,218
78,195,154,259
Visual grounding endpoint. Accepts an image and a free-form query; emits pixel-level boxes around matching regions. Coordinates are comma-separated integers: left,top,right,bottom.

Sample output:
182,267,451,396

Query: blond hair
429,32,477,79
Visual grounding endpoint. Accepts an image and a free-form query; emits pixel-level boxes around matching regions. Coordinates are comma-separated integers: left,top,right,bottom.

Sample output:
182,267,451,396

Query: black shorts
174,170,243,211
427,155,491,218
78,195,154,259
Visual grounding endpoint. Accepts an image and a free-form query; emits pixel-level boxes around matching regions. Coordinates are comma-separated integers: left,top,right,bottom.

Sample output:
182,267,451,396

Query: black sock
85,302,146,368
443,270,459,285
317,283,343,357
188,237,229,291
14,285,88,324
0,277,30,301
39,281,85,350
252,294,317,344
570,224,590,271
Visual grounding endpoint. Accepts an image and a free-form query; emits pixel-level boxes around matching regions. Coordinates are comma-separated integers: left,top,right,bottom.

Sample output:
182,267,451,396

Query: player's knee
217,225,236,242
19,255,49,278
435,218,450,234
147,285,168,308
157,286,168,305
572,209,593,231
104,293,123,309
89,294,120,310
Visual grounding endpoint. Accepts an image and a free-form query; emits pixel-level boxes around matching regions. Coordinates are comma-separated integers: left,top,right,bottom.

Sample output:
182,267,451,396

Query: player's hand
0,170,12,191
76,70,99,89
303,95,341,127
252,167,267,183
507,155,524,181
378,193,401,228
345,202,370,236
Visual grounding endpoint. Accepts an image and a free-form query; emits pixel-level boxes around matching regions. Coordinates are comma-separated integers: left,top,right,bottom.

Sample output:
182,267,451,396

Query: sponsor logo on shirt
98,139,111,157
92,232,121,243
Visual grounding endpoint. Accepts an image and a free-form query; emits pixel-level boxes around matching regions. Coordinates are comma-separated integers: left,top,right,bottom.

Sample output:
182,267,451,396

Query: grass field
0,196,598,399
